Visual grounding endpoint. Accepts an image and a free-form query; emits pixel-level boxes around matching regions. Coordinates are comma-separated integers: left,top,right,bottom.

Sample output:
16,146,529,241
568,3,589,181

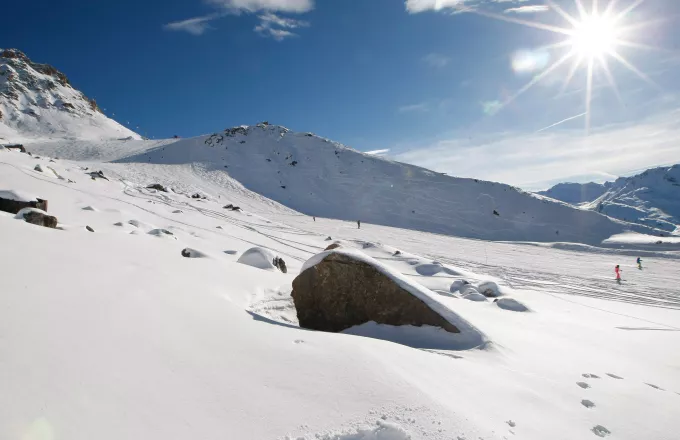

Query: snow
301,248,488,349
495,297,530,312
1,148,680,440
1,49,141,142
14,206,47,219
543,165,680,233
21,124,671,245
0,188,37,202
237,246,280,271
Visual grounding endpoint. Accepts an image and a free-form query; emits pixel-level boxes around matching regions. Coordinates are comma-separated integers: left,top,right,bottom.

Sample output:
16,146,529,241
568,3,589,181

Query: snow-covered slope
586,165,680,233
2,148,680,440
81,123,661,245
541,165,680,234
0,48,140,142
538,181,611,204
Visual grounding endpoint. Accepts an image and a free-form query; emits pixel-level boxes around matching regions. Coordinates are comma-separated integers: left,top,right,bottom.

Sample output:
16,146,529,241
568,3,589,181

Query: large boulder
15,208,57,228
0,190,48,214
292,250,463,333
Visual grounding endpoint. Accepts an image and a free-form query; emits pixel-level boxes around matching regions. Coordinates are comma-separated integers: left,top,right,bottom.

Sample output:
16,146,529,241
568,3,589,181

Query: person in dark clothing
357,220,361,229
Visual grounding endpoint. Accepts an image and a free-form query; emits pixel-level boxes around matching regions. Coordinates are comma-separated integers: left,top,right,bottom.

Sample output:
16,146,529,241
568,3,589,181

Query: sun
471,0,660,133
569,14,618,58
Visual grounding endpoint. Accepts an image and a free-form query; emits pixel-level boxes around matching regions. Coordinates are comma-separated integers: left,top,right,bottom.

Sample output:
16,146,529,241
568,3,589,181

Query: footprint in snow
506,420,516,428
582,373,600,379
294,339,304,344
606,373,623,379
581,400,596,409
646,383,664,391
577,382,591,389
591,425,611,437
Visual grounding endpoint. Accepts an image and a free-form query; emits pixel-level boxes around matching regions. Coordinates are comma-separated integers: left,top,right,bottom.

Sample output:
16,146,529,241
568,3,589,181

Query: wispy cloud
423,53,450,68
164,14,222,35
405,0,469,14
166,0,312,39
398,103,430,113
365,149,391,155
393,110,680,190
254,12,309,40
207,0,314,13
504,5,550,14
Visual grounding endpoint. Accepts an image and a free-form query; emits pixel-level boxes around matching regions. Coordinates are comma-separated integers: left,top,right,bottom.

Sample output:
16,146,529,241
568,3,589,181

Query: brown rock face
23,211,57,228
324,243,342,251
291,253,460,333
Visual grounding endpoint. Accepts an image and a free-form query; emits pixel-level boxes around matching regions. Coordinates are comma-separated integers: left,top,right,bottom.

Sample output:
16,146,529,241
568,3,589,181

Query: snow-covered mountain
540,165,680,234
0,48,140,142
584,165,680,233
66,123,661,245
538,181,612,204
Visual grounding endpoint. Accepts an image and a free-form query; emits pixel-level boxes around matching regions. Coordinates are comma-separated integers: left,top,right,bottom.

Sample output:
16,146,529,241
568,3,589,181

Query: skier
637,257,642,270
313,216,316,222
615,265,622,283
357,220,361,229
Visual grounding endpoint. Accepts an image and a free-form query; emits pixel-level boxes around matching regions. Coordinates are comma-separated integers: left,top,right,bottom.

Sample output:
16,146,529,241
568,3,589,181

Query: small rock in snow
34,164,43,172
85,226,94,232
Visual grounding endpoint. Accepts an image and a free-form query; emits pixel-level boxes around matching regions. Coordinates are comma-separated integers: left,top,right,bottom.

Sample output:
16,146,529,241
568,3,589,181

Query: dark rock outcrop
291,252,460,333
146,183,168,192
324,243,342,251
273,256,288,274
0,195,48,214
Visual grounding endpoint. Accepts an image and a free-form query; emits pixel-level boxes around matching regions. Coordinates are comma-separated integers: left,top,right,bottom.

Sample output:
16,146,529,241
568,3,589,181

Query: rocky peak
0,48,100,117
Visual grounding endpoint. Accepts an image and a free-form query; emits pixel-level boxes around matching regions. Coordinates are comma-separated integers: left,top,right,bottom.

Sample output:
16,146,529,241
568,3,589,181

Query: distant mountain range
539,165,680,233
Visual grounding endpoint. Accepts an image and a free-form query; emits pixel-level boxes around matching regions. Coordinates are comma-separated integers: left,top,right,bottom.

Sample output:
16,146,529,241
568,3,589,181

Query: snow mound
477,281,501,297
0,189,38,202
314,420,411,440
496,298,530,312
415,262,458,276
147,228,176,239
237,247,280,271
14,207,47,219
301,248,488,349
181,248,209,258
450,279,470,293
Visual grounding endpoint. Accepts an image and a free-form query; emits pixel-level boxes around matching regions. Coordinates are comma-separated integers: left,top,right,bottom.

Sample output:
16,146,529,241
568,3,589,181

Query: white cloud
207,0,314,13
405,0,469,14
365,149,391,155
398,103,430,113
166,1,311,40
393,110,680,190
423,53,450,68
504,5,550,14
164,14,221,35
254,12,309,40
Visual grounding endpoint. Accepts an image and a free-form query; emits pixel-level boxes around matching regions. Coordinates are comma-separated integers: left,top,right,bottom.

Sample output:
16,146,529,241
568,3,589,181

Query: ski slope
2,147,679,440
25,123,668,245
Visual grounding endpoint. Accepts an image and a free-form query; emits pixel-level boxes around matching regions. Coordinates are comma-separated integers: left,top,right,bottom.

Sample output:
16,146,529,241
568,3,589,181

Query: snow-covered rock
293,248,487,348
237,246,286,272
495,297,530,312
15,207,57,228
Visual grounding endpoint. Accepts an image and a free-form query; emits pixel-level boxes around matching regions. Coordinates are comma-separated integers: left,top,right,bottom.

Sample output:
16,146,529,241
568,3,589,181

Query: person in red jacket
615,265,621,282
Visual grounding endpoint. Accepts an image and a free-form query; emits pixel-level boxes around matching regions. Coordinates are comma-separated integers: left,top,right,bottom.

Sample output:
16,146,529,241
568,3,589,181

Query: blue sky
2,0,680,189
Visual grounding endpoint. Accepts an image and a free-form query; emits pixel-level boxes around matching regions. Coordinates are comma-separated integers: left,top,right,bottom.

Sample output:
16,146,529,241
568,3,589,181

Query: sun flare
472,0,660,133
569,15,618,58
